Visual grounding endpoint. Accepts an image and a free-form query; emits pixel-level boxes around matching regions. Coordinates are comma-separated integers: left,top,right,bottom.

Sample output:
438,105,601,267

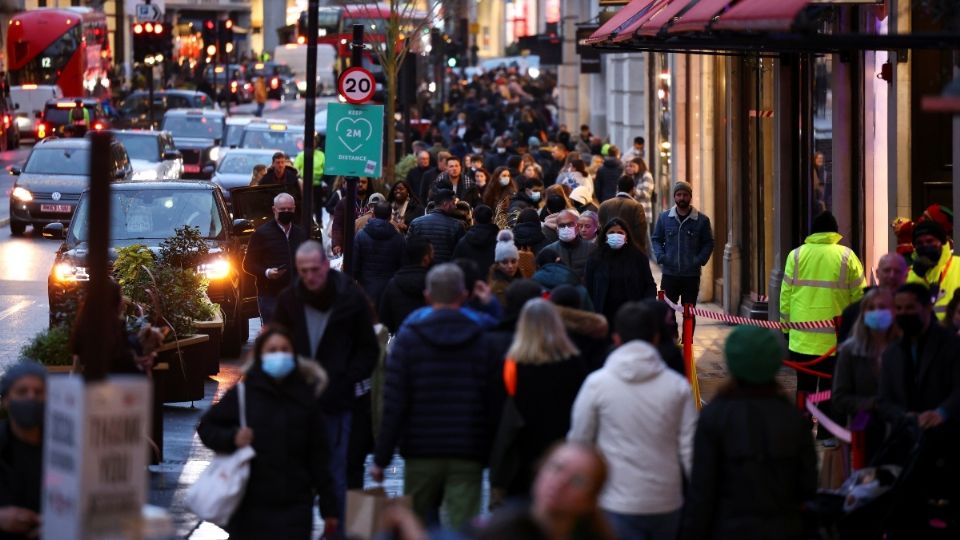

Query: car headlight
132,169,159,180
199,258,230,280
12,186,33,202
54,262,89,282
297,81,307,92
208,147,220,162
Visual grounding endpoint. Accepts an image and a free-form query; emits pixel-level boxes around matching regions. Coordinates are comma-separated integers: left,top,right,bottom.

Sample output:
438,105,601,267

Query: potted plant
19,325,74,374
113,225,220,403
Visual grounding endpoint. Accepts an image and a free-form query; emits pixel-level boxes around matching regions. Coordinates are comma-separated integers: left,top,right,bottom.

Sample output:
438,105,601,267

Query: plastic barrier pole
682,304,702,408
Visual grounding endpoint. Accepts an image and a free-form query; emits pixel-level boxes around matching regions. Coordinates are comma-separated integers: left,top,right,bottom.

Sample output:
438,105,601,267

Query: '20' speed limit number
337,67,377,105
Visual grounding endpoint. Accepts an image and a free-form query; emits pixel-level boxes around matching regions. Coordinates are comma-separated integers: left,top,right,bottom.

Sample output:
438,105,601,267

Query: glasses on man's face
558,223,577,229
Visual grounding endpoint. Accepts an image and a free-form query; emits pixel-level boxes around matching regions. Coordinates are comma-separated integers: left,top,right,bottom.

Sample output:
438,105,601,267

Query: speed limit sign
338,67,376,105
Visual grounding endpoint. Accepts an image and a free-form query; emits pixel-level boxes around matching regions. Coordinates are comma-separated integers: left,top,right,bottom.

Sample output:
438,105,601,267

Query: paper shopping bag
345,488,411,540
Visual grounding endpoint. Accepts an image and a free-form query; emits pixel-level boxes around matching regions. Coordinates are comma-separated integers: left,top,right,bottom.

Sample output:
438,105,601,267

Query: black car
249,61,299,101
43,180,274,356
203,64,253,104
8,137,133,235
39,98,110,139
114,90,214,130
161,109,226,179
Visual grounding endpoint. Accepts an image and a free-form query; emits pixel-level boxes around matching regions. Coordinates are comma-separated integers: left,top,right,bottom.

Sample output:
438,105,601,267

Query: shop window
812,55,833,218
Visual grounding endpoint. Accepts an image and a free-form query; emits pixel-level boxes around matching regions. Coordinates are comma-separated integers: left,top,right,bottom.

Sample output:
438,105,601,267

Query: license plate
40,204,72,213
184,164,200,173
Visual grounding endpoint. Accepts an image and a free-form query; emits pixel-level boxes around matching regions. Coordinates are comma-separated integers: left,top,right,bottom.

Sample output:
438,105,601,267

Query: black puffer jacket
594,158,624,203
354,218,404,308
378,266,428,334
453,223,499,272
408,210,466,264
273,272,379,414
682,387,817,540
374,308,497,466
197,363,337,538
512,221,550,254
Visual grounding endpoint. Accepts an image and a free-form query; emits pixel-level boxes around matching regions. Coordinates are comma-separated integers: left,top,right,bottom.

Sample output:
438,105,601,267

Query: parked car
223,116,257,150
207,148,276,209
161,109,226,179
238,121,305,157
114,90,214,130
8,137,133,235
43,180,258,356
10,84,60,142
107,130,183,181
39,98,109,139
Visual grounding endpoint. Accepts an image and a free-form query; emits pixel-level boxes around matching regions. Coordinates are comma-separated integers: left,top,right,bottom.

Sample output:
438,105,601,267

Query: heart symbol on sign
335,117,373,153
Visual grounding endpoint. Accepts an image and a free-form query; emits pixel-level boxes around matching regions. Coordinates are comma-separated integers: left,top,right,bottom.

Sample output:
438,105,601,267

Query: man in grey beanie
651,181,715,314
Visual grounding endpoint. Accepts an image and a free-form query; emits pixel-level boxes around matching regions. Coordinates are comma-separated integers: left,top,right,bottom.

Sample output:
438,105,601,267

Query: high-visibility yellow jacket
907,245,960,321
780,232,865,355
294,149,325,186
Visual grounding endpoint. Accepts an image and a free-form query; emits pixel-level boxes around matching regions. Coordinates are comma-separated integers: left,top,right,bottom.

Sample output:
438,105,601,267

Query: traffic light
132,21,171,64
219,19,234,47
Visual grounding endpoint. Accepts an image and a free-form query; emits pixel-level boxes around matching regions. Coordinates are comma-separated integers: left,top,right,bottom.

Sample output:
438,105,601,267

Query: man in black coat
379,236,433,333
260,151,301,192
241,192,305,323
273,240,379,526
593,146,624,203
876,283,960,534
353,202,404,309
370,263,497,529
408,189,466,264
405,150,435,206
453,205,498,273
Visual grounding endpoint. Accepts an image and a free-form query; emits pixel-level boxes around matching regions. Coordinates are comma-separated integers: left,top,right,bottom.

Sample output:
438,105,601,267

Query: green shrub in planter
20,326,72,367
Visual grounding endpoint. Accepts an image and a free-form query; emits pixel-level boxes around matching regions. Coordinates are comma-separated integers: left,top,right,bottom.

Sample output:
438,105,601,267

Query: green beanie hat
724,326,784,384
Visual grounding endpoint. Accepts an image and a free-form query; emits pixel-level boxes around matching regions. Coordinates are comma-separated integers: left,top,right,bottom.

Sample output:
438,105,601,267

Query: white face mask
606,232,626,250
558,226,577,242
499,177,511,186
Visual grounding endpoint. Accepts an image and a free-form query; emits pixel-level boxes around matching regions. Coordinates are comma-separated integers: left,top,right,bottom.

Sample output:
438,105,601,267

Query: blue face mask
529,191,541,202
863,309,893,331
261,352,296,379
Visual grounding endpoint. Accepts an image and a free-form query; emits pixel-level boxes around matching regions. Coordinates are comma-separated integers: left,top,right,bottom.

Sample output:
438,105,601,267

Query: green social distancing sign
324,103,384,178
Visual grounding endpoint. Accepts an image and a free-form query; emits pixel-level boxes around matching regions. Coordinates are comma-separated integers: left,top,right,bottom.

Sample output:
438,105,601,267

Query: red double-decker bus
7,7,112,98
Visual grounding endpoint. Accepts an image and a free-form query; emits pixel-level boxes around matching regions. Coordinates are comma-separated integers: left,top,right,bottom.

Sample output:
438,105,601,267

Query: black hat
913,220,947,244
811,211,839,234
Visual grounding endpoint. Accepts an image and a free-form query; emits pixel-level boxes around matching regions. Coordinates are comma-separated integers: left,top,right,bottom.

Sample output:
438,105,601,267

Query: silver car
209,148,277,210
109,130,183,181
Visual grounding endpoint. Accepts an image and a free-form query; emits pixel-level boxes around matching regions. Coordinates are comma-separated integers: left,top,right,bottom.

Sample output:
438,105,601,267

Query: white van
272,43,337,95
10,84,62,140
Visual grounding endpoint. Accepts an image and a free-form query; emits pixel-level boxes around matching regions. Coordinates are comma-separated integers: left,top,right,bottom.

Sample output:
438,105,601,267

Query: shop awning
667,0,733,34
584,0,656,45
637,0,693,36
609,0,684,42
712,0,810,31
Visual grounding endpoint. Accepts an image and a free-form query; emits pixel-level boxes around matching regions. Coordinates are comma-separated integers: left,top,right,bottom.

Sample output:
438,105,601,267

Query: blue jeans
323,410,353,527
604,509,681,540
257,295,278,324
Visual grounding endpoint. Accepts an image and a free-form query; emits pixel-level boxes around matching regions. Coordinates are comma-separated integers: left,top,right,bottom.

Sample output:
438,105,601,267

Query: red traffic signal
133,23,143,34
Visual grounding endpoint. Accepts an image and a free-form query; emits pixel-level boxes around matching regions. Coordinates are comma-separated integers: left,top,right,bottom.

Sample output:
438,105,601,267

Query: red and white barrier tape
807,389,831,404
660,296,836,330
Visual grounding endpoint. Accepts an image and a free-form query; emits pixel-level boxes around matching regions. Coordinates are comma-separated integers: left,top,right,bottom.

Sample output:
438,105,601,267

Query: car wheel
221,310,247,358
9,220,26,236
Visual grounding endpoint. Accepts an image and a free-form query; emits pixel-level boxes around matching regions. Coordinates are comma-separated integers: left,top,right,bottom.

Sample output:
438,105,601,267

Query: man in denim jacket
651,181,715,309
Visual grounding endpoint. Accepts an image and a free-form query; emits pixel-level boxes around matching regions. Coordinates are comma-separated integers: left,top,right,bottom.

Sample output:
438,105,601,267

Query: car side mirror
232,218,255,236
114,170,126,180
202,164,216,176
42,223,65,239
163,150,182,160
9,166,20,176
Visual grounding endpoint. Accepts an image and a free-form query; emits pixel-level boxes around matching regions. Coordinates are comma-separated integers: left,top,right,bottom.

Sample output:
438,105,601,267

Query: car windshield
224,124,247,147
162,115,223,140
113,134,159,161
239,128,304,156
218,153,272,175
72,189,223,241
24,147,90,175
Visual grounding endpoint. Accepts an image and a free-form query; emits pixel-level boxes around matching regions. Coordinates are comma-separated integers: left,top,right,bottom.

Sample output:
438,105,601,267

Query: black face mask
915,245,941,263
7,399,44,429
896,313,925,337
277,211,295,225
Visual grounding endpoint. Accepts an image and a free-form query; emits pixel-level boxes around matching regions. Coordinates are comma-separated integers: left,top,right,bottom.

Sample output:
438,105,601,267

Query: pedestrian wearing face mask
197,326,339,539
0,362,46,540
543,210,596,282
242,193,306,323
584,218,657,324
833,288,899,462
875,283,960,536
906,221,960,321
488,230,523,306
507,178,545,222
483,167,517,229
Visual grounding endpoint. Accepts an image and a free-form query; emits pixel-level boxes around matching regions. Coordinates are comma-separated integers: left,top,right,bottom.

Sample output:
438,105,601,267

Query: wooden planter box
194,309,225,376
154,334,210,404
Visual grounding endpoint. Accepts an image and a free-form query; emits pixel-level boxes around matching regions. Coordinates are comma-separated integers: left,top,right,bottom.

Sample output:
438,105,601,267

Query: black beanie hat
811,211,839,234
913,220,947,244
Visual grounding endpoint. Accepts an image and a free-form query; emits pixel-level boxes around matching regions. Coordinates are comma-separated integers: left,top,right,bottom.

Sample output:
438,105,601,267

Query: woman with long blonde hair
494,299,588,500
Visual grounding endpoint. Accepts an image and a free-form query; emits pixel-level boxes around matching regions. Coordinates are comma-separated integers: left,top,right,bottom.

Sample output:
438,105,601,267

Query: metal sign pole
342,23,363,276
82,132,115,381
302,0,318,234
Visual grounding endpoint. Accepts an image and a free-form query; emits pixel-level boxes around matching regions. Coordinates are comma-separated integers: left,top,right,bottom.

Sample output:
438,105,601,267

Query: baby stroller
810,418,960,539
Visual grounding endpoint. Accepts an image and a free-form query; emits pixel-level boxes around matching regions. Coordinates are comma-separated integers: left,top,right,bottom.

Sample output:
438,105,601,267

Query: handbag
489,359,525,492
185,381,256,526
